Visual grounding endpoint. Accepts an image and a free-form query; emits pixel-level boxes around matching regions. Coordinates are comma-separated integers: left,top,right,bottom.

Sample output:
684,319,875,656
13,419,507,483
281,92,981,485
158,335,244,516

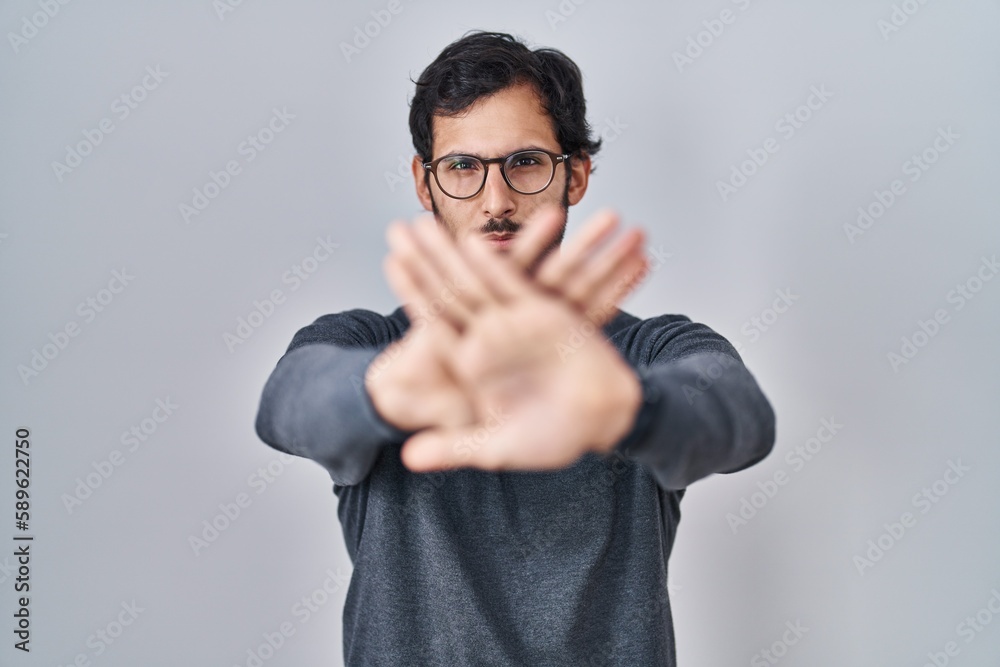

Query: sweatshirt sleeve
254,309,414,487
612,316,776,491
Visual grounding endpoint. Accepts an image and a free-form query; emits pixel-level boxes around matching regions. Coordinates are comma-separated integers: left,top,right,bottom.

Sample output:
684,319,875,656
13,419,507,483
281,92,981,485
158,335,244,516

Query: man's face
412,82,590,258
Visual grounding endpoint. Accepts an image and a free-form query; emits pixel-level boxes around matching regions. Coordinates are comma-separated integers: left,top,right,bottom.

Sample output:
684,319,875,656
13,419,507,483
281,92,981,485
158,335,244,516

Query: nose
480,162,516,220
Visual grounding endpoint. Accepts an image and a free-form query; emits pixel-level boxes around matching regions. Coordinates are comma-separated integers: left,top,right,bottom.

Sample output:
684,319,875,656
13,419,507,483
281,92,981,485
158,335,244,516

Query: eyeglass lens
435,151,555,198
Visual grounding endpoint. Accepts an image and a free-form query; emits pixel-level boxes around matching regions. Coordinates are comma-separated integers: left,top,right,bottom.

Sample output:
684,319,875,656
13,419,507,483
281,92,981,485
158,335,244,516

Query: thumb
400,420,517,472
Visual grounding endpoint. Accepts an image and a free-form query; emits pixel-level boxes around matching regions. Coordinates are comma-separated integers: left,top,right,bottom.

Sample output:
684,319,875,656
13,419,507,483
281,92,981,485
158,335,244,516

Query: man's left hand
382,215,645,473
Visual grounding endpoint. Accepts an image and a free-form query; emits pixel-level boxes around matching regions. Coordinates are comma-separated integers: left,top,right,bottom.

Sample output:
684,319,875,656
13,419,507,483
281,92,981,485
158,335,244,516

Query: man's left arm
609,315,776,491
379,212,775,478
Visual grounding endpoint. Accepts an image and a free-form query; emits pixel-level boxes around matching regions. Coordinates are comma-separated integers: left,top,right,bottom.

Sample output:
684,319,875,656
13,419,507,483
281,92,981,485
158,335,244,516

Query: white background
1,1,998,665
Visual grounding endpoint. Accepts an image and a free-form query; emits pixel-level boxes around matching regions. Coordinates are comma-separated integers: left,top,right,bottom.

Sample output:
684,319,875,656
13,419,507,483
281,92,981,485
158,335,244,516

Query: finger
400,409,581,473
383,254,467,343
386,220,473,331
411,215,500,317
384,235,469,336
584,250,650,325
414,304,464,360
535,208,620,288
564,227,647,313
400,421,515,472
382,254,439,329
460,232,535,303
507,204,564,273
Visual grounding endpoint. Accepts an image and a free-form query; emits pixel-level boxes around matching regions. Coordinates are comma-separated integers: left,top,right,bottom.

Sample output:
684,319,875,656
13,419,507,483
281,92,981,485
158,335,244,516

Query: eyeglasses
423,149,571,200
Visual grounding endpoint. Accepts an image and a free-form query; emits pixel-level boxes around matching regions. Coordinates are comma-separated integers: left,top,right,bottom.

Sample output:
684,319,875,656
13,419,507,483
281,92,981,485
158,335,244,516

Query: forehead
431,82,559,158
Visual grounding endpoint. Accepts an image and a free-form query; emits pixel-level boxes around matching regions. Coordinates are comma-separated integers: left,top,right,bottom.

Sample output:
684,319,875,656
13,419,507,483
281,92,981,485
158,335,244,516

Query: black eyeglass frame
422,149,571,200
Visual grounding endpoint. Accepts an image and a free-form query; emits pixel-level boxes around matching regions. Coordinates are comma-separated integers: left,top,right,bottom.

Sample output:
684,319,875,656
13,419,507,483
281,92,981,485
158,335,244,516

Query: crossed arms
254,207,776,490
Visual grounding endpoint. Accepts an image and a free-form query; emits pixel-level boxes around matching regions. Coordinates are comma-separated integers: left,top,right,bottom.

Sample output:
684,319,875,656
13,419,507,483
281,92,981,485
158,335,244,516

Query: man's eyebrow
438,145,555,159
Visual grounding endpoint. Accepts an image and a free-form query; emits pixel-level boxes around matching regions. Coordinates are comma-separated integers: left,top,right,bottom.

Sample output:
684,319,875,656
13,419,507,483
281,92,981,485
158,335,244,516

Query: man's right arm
255,208,652,484
254,309,413,486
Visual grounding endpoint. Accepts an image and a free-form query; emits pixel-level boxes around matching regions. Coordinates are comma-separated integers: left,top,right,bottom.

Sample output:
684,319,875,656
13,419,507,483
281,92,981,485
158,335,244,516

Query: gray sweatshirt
254,306,776,666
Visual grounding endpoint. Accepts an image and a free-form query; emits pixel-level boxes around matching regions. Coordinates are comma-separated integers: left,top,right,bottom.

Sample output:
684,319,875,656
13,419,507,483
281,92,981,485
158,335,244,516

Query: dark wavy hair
408,31,602,169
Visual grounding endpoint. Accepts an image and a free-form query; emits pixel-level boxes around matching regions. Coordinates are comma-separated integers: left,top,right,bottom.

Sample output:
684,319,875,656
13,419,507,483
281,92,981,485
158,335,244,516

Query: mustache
480,217,521,235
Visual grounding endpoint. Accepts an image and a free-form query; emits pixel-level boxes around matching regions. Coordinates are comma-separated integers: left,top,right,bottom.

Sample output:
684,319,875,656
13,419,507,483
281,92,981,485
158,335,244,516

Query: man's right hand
509,205,650,327
365,206,649,434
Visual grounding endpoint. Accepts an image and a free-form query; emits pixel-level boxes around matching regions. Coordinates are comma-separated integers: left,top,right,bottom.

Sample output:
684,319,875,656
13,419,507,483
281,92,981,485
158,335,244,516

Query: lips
484,232,515,249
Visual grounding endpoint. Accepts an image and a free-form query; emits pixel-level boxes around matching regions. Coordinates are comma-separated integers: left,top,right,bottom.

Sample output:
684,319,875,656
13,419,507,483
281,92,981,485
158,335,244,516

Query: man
255,30,776,666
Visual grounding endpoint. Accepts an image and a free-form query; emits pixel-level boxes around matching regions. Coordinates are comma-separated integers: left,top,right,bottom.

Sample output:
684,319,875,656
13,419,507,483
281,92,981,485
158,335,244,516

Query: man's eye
446,159,479,171
512,156,541,167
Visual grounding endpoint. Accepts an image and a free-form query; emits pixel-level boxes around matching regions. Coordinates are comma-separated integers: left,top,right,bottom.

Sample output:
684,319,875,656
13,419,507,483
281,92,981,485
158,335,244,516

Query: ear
412,155,434,212
566,152,591,206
